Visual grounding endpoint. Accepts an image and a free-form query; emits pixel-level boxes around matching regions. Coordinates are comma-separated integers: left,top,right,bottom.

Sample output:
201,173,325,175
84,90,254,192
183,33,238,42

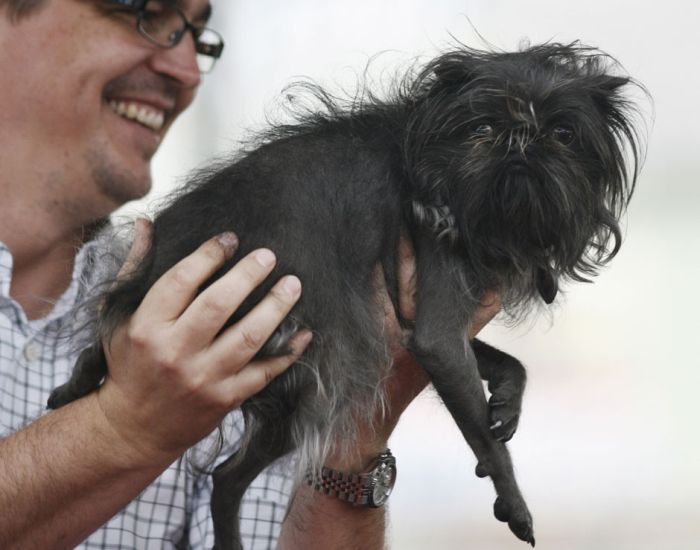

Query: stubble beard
86,145,152,210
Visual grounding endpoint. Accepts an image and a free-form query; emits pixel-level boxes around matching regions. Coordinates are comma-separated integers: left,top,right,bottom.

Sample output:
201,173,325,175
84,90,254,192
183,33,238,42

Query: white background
122,1,700,548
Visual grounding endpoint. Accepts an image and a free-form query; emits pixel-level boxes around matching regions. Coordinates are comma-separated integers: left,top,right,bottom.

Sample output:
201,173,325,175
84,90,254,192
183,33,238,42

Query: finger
216,330,312,407
175,248,280,346
397,231,417,321
116,218,153,280
468,290,501,339
205,274,302,374
137,232,239,322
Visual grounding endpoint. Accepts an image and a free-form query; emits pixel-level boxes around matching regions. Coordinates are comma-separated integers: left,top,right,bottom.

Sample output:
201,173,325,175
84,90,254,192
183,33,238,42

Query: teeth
109,99,165,132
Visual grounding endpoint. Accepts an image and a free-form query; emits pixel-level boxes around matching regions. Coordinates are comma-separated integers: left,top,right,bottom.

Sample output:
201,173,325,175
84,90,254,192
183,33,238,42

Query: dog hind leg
211,412,296,550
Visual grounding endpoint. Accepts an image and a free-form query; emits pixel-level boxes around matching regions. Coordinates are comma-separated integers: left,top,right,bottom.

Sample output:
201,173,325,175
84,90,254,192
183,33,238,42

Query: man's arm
0,393,174,549
277,237,501,549
0,222,311,549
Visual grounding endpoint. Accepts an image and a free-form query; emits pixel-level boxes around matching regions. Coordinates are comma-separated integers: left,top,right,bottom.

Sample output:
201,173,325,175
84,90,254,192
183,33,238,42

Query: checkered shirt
0,241,295,549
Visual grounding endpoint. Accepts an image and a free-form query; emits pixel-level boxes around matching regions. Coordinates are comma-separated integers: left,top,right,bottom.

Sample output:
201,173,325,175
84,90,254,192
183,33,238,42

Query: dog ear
589,75,629,108
596,75,629,91
536,267,558,304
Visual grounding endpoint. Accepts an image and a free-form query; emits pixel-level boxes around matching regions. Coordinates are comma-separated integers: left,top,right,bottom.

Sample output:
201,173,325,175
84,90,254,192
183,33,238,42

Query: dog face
405,43,642,306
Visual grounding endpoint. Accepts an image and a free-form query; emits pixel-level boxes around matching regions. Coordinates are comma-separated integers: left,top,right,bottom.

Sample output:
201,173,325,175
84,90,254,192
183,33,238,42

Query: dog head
404,42,643,307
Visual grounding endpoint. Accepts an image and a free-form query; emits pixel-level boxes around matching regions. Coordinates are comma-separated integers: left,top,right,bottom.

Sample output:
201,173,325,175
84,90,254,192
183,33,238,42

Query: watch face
371,462,397,507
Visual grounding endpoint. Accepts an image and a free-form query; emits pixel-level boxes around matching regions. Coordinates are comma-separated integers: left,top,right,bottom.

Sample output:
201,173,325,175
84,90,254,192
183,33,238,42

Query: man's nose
148,33,201,90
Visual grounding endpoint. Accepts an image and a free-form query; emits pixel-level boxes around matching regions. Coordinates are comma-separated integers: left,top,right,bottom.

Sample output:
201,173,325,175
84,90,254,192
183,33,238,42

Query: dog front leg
47,344,107,409
473,339,527,444
408,242,534,545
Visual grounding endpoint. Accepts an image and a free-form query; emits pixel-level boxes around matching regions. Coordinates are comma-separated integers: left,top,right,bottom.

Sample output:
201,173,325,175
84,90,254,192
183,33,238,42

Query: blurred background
120,1,700,548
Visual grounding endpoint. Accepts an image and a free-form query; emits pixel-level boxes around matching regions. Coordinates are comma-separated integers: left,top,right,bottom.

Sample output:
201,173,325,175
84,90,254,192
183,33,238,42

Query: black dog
49,41,642,548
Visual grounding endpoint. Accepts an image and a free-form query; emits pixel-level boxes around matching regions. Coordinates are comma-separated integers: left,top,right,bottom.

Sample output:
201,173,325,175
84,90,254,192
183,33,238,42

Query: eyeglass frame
105,0,224,69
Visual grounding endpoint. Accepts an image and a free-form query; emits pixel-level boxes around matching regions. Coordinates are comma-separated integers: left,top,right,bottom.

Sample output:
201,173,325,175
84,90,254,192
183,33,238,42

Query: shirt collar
0,239,103,329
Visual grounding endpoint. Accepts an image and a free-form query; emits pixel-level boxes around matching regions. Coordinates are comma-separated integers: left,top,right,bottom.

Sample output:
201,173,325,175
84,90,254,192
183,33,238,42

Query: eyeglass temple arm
105,0,148,10
195,41,224,58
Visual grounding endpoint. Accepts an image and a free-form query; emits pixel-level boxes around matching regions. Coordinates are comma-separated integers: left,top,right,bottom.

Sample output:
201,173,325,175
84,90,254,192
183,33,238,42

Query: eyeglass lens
137,2,223,73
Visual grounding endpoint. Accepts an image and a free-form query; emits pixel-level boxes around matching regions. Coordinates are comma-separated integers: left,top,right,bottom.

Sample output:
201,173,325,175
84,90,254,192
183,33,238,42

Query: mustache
103,72,179,104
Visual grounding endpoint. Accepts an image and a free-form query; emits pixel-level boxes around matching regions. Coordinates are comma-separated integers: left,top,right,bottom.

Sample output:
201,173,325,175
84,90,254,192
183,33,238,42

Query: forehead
462,62,600,124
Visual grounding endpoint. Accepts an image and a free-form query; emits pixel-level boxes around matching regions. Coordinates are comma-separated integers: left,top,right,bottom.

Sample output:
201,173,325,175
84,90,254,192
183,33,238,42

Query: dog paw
488,394,521,442
494,496,535,546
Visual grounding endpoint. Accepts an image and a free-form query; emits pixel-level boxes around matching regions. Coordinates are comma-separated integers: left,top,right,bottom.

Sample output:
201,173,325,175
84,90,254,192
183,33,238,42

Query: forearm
278,484,386,550
278,430,390,549
0,393,174,549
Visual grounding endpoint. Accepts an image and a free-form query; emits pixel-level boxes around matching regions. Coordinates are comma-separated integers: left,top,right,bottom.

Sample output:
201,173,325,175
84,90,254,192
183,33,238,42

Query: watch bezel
367,451,397,507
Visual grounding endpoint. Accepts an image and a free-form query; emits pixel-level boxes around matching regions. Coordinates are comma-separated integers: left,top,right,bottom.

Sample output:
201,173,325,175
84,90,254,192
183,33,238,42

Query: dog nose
505,152,530,169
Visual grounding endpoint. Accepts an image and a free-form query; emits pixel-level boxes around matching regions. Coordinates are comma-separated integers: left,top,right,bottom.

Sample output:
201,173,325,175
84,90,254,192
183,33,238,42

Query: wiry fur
48,41,644,549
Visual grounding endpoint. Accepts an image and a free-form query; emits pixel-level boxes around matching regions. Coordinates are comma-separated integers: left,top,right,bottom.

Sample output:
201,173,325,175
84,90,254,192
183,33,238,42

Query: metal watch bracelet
305,449,397,508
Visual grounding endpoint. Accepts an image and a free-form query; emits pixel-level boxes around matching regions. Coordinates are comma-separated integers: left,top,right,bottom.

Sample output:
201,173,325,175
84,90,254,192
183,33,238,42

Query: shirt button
24,342,41,362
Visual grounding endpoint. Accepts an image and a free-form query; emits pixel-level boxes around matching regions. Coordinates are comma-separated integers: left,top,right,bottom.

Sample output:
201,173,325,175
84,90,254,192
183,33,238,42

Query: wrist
323,427,389,471
307,449,397,509
86,389,179,470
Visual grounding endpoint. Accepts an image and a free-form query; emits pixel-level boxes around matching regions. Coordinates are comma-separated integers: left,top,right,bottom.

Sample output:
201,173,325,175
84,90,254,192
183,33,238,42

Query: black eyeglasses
107,0,224,73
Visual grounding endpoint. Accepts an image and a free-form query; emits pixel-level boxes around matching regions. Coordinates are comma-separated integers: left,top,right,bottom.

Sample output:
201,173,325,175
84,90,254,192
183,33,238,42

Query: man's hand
97,219,312,464
279,235,500,549
325,234,501,465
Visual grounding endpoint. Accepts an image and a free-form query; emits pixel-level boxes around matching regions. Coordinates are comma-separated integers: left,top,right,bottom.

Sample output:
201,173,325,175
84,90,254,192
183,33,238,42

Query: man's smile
108,99,166,132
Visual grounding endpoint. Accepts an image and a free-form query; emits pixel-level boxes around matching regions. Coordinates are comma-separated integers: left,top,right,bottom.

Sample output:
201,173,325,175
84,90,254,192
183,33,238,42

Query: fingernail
216,232,239,258
283,275,301,297
296,330,313,347
255,249,276,268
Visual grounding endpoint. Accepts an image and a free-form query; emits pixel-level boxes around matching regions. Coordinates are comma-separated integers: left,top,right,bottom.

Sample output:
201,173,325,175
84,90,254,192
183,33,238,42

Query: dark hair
1,0,47,20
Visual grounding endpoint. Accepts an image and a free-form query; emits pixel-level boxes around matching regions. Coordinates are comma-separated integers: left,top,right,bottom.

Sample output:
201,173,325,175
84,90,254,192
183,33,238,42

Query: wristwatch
306,449,397,508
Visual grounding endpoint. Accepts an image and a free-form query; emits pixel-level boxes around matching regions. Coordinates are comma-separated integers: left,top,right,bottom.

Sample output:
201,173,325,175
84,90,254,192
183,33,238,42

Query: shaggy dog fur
49,41,643,548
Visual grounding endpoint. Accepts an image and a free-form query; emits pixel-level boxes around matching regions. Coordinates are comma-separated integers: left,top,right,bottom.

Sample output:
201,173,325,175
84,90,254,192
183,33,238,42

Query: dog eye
471,123,494,137
552,126,575,145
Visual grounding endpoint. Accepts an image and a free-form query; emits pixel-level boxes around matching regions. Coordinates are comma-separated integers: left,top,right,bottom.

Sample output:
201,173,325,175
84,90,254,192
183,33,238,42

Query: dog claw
488,394,521,442
494,496,534,545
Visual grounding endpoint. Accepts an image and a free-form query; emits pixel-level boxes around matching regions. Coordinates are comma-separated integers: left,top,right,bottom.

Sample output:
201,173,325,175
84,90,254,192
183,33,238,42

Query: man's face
0,0,210,215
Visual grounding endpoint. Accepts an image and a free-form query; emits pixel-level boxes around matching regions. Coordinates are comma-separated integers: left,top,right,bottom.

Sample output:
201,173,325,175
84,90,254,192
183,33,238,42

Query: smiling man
0,1,499,549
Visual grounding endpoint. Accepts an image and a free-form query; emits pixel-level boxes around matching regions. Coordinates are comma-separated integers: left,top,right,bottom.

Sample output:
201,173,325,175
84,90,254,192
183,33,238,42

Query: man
0,1,499,548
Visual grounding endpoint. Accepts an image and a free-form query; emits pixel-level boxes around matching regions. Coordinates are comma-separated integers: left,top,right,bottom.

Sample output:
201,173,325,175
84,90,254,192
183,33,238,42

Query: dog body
49,42,641,549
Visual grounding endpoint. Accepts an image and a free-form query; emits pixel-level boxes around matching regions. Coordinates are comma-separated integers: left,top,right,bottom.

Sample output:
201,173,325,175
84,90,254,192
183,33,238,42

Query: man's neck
9,245,78,321
1,214,89,320
0,167,116,319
